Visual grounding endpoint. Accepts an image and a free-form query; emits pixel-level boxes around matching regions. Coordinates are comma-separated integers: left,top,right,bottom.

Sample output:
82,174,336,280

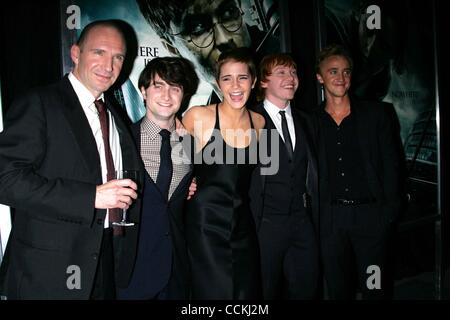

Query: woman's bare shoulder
249,110,266,130
182,105,216,133
184,104,215,119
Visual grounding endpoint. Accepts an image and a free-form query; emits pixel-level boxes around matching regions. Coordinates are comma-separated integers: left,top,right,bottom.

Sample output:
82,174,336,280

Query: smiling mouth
229,92,244,101
95,73,112,82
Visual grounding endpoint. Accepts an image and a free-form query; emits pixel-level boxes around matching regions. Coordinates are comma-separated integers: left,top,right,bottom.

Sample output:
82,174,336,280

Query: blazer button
92,253,98,260
165,231,170,237
96,218,103,225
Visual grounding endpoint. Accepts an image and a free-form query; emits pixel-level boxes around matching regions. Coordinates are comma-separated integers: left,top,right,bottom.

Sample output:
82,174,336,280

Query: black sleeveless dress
185,104,261,299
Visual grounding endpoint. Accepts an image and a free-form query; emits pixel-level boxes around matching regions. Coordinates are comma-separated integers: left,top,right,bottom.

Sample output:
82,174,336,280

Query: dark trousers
320,204,393,300
90,228,116,300
258,213,319,299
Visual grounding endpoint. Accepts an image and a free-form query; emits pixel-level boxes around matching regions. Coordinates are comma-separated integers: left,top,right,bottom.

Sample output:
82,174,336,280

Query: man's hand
95,179,138,209
187,177,197,200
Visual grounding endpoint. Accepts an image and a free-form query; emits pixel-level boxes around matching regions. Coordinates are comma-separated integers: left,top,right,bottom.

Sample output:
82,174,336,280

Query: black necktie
156,129,173,200
94,99,122,235
279,110,294,159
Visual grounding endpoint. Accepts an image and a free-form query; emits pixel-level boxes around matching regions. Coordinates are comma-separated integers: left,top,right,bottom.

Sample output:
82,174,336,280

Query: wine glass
112,169,139,227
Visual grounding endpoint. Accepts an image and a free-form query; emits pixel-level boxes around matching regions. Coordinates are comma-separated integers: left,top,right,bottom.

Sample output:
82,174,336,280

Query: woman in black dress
182,48,265,299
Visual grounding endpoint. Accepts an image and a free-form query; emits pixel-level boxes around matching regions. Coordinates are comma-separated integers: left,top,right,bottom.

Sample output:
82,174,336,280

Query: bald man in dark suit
0,20,141,299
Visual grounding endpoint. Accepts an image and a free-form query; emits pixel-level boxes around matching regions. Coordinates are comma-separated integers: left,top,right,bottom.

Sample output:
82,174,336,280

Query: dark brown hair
215,47,256,82
138,57,199,117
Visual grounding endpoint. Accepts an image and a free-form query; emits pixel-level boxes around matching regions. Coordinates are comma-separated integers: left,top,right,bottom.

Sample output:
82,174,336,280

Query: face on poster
62,0,280,122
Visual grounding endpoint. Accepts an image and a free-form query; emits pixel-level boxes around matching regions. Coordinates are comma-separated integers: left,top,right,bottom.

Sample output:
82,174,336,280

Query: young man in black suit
249,53,320,299
117,57,199,300
0,20,140,299
314,44,401,299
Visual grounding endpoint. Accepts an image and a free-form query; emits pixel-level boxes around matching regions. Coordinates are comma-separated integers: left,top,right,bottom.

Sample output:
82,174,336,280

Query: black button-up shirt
320,109,371,200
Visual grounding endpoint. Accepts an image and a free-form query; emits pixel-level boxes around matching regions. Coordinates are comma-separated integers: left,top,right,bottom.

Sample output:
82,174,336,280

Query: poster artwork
61,0,281,123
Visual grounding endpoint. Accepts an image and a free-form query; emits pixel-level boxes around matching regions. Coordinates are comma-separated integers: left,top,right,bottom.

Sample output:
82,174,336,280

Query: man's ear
161,37,180,56
70,44,80,65
260,79,268,89
316,73,324,84
140,87,146,99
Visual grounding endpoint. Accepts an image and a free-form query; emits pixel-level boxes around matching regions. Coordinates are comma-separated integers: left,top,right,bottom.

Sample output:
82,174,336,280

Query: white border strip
0,204,12,263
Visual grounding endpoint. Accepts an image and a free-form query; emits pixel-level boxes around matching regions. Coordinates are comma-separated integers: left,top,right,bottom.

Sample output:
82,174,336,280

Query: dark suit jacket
0,76,141,299
310,98,402,234
249,103,319,231
116,120,192,298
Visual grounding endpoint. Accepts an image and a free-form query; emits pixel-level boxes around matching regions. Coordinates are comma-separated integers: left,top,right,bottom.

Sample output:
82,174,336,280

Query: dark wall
436,0,449,270
0,0,61,111
287,0,320,111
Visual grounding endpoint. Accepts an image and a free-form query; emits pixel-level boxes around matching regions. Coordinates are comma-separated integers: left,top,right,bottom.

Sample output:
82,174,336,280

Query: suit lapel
352,100,371,170
296,111,316,162
295,110,319,191
292,110,302,159
256,103,276,130
59,77,102,181
352,100,377,197
170,172,193,201
256,102,288,159
105,96,140,172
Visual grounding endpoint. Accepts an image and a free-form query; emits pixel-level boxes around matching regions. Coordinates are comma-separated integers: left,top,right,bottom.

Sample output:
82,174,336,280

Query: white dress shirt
263,99,296,150
68,72,123,228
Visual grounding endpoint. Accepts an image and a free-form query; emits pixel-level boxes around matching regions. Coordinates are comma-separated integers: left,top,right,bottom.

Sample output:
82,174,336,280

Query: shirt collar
141,116,177,141
68,72,104,112
263,99,292,120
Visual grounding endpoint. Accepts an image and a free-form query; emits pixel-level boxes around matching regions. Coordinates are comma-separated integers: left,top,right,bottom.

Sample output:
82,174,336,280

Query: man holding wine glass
0,20,141,299
117,57,199,300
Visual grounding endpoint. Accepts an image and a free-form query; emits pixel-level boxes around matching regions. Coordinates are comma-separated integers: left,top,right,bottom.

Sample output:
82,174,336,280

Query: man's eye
185,17,211,37
221,5,240,22
191,23,208,36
